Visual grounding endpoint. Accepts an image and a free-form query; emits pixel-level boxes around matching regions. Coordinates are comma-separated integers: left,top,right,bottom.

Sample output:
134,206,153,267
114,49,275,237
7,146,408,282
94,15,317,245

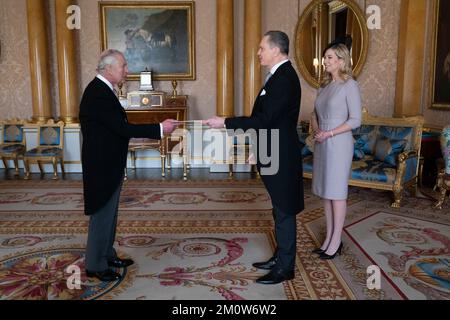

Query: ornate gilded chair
0,119,26,176
23,120,65,180
228,133,258,178
124,138,162,180
435,124,450,210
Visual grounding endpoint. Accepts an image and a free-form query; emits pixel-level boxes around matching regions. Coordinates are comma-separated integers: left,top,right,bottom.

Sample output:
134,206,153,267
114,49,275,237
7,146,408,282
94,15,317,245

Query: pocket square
260,89,267,96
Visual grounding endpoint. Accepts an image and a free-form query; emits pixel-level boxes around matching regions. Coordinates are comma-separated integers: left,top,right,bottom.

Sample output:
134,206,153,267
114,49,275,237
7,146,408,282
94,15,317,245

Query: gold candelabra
171,80,178,97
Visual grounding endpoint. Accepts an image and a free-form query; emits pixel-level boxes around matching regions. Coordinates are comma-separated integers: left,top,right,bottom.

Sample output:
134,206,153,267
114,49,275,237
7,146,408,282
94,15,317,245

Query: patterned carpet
0,179,448,300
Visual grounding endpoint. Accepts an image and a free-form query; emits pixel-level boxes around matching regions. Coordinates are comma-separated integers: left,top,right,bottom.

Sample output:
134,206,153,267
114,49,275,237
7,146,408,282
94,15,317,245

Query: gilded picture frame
430,0,450,109
99,1,195,81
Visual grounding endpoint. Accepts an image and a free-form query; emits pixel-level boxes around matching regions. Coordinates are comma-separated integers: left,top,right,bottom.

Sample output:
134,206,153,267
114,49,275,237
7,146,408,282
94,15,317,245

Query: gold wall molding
216,0,235,117
26,0,52,123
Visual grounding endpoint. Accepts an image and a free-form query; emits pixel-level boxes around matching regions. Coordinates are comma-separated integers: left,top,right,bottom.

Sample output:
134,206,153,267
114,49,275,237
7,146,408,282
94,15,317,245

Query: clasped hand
314,129,332,143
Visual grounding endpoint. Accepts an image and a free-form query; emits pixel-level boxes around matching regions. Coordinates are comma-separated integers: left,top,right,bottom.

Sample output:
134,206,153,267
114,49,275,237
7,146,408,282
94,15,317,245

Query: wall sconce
313,58,319,75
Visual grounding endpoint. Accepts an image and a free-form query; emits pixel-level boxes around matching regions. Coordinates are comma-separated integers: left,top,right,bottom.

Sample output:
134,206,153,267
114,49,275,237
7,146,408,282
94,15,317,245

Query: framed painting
99,1,195,81
430,0,450,109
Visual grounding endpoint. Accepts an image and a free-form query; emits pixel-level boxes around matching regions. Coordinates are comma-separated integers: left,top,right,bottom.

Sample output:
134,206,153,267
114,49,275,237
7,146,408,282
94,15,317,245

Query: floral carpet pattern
0,179,448,300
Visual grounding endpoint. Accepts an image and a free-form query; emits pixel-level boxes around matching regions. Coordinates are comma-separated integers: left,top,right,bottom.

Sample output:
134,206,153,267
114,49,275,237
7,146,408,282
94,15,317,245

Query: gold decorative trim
58,116,78,124
294,0,369,88
328,0,347,13
63,161,81,164
99,1,196,81
429,0,450,110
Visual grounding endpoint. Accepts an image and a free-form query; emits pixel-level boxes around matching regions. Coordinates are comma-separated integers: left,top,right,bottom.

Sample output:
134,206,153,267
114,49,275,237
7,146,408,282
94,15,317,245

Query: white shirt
96,74,114,92
96,74,164,137
269,59,289,76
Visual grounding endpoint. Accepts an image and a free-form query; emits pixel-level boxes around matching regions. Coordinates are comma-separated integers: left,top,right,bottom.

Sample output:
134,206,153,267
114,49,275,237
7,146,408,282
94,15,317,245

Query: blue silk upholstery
303,155,397,184
403,157,418,183
441,125,450,174
39,127,61,146
3,124,24,143
374,137,407,167
350,156,397,184
298,133,313,157
352,125,378,159
302,124,419,186
25,147,62,157
303,155,313,172
0,144,25,155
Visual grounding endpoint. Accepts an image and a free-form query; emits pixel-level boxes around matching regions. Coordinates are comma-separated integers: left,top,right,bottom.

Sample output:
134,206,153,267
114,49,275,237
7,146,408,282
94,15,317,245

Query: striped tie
264,72,272,85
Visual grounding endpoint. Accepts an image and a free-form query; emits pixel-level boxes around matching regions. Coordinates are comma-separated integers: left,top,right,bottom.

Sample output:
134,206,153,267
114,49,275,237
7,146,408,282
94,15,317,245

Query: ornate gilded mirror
294,0,369,88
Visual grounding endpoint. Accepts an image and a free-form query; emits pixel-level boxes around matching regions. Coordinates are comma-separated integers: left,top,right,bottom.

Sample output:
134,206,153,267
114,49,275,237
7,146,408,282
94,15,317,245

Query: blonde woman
310,43,362,259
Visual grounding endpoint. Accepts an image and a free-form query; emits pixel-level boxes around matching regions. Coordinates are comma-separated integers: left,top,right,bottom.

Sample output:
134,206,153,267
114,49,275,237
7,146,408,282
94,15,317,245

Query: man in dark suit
204,31,303,284
79,49,178,282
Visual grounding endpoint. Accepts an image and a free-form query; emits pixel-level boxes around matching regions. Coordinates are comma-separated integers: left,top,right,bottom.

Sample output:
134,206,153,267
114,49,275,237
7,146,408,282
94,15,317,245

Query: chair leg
52,158,59,180
60,159,65,178
434,172,448,210
22,159,28,177
130,150,136,169
13,157,19,176
1,157,7,169
24,160,30,180
167,152,172,170
183,154,187,181
124,167,128,181
391,186,403,208
434,187,447,210
229,164,233,177
161,155,166,177
37,161,44,175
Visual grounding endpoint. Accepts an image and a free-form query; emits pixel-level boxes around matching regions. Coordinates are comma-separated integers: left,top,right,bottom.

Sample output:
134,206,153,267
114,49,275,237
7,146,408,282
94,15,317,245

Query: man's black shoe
255,268,294,285
252,256,277,270
108,258,134,268
86,269,122,282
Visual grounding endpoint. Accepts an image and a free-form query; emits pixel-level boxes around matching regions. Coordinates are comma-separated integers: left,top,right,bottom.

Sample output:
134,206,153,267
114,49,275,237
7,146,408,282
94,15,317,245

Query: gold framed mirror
294,0,369,88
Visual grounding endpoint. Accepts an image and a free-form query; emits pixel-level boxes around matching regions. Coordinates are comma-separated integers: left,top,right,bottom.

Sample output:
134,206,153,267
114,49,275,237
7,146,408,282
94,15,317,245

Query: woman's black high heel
319,242,343,260
312,247,326,254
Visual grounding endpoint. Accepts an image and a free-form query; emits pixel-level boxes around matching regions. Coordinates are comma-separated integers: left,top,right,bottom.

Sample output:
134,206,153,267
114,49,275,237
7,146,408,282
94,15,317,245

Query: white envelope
260,89,267,96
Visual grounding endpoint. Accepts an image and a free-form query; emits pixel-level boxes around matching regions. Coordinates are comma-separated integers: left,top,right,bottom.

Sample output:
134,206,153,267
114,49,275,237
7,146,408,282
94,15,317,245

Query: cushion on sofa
373,137,407,167
351,156,397,184
353,134,367,160
378,126,413,150
352,125,378,158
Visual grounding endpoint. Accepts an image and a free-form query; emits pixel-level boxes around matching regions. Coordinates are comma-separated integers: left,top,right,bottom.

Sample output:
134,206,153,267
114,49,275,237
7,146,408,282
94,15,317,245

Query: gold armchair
23,120,65,180
228,134,257,177
124,138,162,180
0,119,27,176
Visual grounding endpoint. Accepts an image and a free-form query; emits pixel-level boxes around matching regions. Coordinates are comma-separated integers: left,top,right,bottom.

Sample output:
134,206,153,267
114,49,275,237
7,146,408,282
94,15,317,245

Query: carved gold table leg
391,185,403,208
434,171,449,210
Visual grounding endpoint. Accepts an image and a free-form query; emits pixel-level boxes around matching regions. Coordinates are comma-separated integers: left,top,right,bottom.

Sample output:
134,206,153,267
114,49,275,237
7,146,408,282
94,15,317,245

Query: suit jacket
79,77,161,215
225,61,304,215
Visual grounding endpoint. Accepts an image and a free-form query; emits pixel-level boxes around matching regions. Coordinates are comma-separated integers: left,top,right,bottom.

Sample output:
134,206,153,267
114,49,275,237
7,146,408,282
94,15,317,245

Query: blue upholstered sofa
299,108,424,207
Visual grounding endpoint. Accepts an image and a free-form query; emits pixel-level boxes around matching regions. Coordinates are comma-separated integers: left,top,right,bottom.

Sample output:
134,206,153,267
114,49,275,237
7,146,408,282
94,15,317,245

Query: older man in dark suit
204,31,303,285
79,49,178,281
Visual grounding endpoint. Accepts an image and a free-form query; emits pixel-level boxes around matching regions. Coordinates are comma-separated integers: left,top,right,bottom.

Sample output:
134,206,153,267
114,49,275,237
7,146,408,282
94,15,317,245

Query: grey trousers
273,205,297,272
85,182,122,271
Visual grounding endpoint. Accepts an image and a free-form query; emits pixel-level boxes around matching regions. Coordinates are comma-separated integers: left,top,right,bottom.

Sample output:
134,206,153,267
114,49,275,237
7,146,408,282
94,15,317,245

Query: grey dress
312,78,362,200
